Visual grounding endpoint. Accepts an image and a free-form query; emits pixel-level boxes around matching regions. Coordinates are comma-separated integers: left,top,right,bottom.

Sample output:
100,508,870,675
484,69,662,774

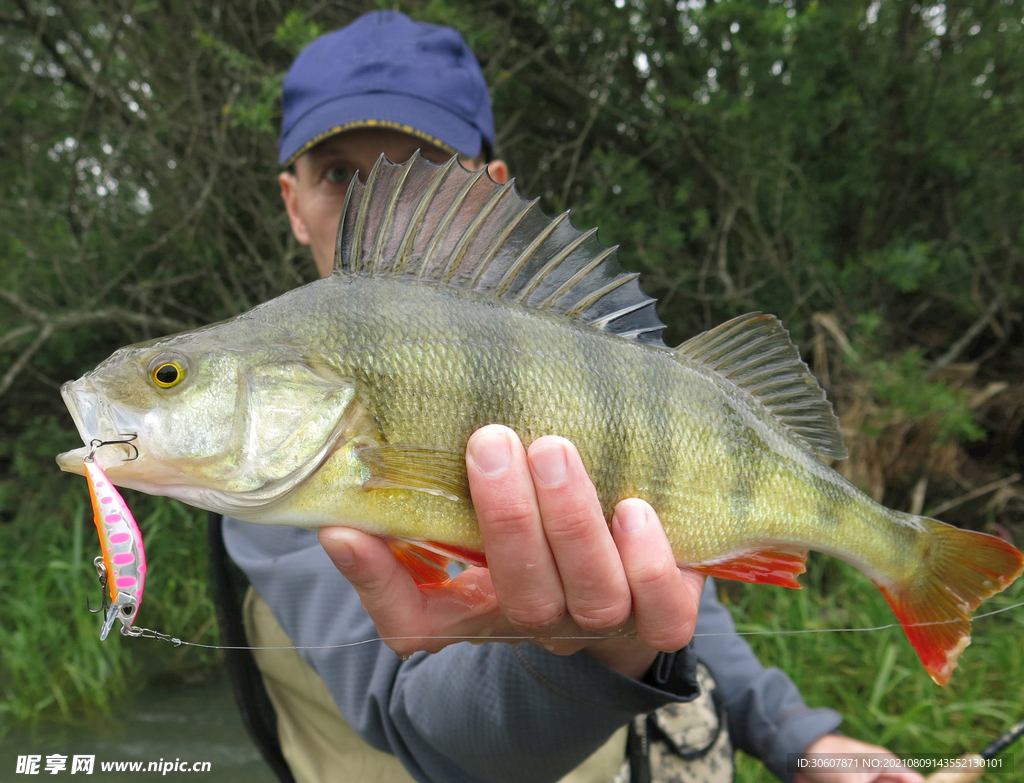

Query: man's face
280,128,504,278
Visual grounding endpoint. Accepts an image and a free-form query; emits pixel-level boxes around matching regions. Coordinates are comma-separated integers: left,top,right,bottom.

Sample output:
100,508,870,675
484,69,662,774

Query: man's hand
794,735,926,783
318,424,703,679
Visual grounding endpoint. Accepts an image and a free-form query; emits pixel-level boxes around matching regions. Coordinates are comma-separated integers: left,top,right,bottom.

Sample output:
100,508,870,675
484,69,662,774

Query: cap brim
279,93,485,166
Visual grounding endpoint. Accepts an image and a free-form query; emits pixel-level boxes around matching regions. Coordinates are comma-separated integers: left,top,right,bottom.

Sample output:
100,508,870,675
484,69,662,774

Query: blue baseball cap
279,11,495,166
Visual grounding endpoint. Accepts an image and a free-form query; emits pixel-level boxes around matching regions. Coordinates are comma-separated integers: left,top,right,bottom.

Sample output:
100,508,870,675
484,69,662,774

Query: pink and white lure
84,457,147,640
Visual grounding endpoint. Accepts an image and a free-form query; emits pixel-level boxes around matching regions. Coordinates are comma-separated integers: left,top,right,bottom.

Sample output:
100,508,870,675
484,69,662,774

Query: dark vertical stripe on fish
730,429,763,531
642,349,675,520
484,318,528,439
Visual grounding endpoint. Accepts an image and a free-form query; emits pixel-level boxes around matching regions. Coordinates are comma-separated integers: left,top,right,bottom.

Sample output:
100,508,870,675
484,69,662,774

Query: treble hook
86,595,106,613
86,433,139,462
86,555,110,615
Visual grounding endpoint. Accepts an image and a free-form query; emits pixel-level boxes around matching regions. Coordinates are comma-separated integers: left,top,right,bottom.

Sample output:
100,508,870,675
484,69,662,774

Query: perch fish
56,154,1023,684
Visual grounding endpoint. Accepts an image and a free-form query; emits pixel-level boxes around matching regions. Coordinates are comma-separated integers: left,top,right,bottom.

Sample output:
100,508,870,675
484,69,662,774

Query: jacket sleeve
690,578,843,782
222,519,699,783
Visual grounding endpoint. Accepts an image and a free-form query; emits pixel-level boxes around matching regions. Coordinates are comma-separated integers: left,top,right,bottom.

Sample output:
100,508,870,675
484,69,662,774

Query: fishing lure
84,443,146,640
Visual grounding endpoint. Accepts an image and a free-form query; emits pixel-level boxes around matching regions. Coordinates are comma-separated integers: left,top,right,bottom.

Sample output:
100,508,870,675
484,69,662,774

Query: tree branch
0,287,190,397
0,323,52,397
926,294,1005,378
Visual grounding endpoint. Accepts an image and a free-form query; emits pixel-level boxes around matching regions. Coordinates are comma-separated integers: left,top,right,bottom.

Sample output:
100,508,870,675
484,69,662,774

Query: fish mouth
56,379,139,473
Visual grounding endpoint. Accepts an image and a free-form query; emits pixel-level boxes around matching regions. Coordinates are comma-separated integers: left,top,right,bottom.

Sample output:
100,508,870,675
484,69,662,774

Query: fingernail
530,441,567,487
614,500,649,535
320,529,355,567
468,427,511,476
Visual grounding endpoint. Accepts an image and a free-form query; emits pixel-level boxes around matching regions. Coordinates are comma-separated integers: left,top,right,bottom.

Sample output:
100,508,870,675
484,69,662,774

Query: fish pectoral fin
385,538,453,586
690,547,808,589
358,444,470,503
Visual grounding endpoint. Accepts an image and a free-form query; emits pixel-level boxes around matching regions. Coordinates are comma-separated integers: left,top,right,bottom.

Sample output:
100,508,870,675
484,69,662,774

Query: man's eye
325,166,352,185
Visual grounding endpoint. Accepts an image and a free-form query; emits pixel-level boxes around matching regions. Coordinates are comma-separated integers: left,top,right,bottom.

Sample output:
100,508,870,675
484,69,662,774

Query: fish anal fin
691,548,807,589
675,312,848,460
385,538,452,586
359,444,470,503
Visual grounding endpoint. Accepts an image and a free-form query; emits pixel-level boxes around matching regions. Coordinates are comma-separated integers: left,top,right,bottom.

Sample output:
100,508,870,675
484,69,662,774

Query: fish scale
56,153,1021,685
279,276,927,566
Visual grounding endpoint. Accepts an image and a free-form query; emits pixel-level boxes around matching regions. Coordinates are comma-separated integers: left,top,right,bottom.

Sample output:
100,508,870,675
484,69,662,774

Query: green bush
1,3,1022,775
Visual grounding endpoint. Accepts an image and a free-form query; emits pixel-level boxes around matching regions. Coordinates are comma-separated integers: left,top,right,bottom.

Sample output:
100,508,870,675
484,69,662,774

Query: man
215,10,924,783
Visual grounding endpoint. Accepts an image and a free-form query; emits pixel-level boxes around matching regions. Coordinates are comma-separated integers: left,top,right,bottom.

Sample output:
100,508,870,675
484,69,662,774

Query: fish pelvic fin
416,540,488,570
690,547,808,589
334,152,666,344
674,312,848,460
385,538,452,586
385,538,488,586
876,517,1023,686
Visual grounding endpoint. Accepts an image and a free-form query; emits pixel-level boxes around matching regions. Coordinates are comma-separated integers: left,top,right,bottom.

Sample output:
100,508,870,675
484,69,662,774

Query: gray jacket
224,519,840,782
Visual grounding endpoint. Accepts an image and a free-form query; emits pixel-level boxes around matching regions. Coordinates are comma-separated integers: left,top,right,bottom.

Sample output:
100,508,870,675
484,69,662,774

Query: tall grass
727,554,1024,780
3,417,1022,774
0,415,217,735
0,491,128,729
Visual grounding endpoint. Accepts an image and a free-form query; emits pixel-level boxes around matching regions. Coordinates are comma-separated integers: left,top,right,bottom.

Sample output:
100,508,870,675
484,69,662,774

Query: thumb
319,527,426,632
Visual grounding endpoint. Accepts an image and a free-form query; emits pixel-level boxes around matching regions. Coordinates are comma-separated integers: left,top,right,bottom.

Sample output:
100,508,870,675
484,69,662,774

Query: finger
528,437,632,633
612,499,702,651
467,425,565,631
318,526,429,652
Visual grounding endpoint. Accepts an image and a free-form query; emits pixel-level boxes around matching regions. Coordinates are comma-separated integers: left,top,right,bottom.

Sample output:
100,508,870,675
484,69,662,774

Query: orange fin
420,541,487,569
385,538,452,586
692,548,807,588
875,519,1023,686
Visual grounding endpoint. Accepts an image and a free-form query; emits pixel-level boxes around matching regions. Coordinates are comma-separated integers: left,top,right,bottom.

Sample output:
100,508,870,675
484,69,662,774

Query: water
0,670,278,781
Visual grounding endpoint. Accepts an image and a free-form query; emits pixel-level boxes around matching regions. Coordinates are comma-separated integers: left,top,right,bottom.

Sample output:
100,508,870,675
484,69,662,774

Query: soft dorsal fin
676,313,848,460
334,152,666,344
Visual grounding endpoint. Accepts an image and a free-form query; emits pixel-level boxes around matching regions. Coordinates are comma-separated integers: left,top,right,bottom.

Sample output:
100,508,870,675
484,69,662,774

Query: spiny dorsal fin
676,313,848,460
334,152,666,344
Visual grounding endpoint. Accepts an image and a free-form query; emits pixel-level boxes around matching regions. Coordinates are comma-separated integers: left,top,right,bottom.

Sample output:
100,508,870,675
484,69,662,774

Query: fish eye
149,357,187,389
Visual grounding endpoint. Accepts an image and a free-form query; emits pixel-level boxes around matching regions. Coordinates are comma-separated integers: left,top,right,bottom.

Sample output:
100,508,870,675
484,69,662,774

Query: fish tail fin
875,517,1022,686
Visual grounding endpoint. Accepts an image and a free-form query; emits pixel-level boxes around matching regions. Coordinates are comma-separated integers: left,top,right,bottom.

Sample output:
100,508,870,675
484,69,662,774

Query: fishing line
119,598,1024,652
78,446,1024,655
78,442,1024,670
